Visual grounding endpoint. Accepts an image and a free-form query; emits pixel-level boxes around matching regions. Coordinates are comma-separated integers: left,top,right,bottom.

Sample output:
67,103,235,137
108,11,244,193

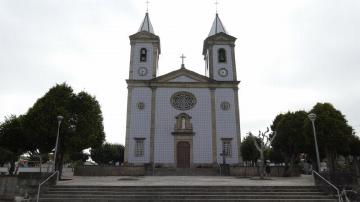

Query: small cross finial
215,0,219,13
180,54,186,68
146,0,150,12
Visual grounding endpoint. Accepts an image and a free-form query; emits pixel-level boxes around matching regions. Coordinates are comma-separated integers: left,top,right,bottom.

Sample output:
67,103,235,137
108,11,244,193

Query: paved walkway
58,175,315,186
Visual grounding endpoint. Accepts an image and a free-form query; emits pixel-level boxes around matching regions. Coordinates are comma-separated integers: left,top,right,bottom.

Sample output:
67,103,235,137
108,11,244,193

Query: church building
124,12,241,168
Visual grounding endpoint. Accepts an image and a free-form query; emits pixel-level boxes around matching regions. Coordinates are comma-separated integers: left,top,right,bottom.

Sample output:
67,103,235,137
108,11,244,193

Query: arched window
172,113,194,136
181,118,186,129
140,48,147,62
218,48,226,63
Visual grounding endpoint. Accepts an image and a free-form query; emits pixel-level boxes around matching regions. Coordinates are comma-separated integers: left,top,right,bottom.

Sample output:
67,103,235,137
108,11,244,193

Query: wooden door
177,141,190,168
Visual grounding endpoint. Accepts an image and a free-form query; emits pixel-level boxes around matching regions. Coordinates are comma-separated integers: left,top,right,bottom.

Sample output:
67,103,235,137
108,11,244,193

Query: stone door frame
174,136,193,168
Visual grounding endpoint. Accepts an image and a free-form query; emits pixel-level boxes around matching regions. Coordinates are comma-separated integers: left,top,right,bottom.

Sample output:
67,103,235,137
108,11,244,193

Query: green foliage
68,151,89,163
22,83,105,153
304,103,353,172
266,148,284,164
0,115,30,153
0,147,17,167
271,111,307,162
241,135,260,164
304,103,353,156
0,115,31,173
20,83,105,174
90,143,124,165
349,135,360,157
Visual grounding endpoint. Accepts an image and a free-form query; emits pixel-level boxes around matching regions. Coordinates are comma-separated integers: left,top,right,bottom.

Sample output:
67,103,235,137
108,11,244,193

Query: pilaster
149,87,157,163
210,87,217,163
124,86,134,163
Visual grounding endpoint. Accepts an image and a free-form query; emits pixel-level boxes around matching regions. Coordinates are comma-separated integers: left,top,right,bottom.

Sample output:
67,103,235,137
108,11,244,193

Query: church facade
124,12,241,168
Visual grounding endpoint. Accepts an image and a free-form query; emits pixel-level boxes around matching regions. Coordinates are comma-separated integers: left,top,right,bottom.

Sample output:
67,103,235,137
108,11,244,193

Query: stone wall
230,166,301,177
0,173,54,201
74,166,146,176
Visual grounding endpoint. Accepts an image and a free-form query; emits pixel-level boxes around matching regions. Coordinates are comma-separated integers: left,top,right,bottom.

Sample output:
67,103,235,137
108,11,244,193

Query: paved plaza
58,175,315,186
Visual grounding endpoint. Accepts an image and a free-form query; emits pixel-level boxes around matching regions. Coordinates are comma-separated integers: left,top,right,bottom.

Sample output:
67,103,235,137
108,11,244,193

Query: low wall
230,166,300,177
0,173,53,201
74,166,146,176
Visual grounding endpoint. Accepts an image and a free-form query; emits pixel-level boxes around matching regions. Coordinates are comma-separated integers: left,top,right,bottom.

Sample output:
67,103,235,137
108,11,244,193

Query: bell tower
203,14,237,81
129,12,161,80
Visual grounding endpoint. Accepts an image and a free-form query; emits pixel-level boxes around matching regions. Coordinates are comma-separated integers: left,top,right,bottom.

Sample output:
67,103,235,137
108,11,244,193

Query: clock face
218,68,228,77
138,67,148,76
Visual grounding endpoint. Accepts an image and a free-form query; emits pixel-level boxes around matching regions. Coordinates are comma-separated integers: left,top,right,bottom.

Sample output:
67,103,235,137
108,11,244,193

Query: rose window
170,92,197,111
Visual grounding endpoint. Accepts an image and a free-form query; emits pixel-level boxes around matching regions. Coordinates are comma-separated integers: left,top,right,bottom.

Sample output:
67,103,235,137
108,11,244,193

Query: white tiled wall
128,87,152,163
215,88,239,164
154,88,213,164
132,43,155,80
212,45,233,81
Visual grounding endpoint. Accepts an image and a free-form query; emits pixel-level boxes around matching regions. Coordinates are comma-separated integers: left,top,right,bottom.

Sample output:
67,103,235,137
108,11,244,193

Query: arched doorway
177,141,190,168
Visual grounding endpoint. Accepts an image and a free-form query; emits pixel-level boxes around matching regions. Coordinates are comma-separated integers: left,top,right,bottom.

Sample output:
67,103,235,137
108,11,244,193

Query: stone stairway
148,167,219,176
37,185,338,201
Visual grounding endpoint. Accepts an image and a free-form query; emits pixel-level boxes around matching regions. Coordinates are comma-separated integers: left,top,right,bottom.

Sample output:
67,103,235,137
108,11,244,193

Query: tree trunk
326,150,336,174
259,151,264,179
285,155,295,177
353,156,359,177
282,154,291,177
8,161,15,175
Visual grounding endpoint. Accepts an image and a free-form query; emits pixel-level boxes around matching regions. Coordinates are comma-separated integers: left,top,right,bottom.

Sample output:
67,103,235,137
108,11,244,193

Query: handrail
36,171,59,202
312,170,342,202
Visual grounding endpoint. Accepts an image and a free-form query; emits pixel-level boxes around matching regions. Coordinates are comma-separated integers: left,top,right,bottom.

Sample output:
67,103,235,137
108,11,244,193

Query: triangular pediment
153,68,214,83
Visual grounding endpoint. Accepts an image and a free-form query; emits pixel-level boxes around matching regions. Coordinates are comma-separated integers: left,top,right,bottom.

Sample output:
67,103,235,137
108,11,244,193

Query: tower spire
208,13,227,36
138,12,155,34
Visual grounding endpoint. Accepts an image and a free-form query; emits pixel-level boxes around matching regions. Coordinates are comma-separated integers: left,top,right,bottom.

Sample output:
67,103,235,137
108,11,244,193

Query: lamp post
54,115,63,171
308,113,321,172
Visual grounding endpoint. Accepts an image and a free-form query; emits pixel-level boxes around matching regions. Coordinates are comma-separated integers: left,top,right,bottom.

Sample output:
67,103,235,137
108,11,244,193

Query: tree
90,143,125,165
270,111,307,176
22,83,105,176
241,135,260,166
0,147,16,167
266,148,284,165
349,134,360,176
249,128,277,179
0,115,31,174
304,103,353,173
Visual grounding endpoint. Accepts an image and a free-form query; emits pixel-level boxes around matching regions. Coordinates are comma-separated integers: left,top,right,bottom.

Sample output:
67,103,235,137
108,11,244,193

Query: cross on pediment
180,54,186,68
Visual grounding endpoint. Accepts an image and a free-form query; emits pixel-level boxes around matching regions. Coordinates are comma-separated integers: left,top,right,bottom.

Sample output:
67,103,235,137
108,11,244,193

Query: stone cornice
203,32,236,55
126,80,240,88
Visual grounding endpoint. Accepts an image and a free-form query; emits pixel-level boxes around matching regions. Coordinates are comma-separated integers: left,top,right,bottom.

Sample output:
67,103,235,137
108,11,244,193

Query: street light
308,113,321,172
54,115,63,171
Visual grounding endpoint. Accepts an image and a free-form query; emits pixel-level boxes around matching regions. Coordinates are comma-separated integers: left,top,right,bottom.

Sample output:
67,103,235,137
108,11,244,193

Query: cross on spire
146,0,150,12
180,54,186,68
215,0,219,13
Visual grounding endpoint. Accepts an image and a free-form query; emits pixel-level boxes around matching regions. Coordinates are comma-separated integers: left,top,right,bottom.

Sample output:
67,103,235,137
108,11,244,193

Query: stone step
38,185,337,202
48,187,321,192
40,194,334,199
45,191,326,195
38,199,338,202
50,185,321,189
149,168,219,176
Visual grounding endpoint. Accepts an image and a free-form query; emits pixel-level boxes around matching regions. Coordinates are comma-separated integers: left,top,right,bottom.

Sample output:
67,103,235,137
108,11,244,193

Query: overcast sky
1,0,359,145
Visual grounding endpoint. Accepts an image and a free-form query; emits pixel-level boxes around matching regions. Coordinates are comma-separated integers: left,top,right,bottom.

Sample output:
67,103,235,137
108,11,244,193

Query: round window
137,102,145,110
220,101,230,111
170,91,197,111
